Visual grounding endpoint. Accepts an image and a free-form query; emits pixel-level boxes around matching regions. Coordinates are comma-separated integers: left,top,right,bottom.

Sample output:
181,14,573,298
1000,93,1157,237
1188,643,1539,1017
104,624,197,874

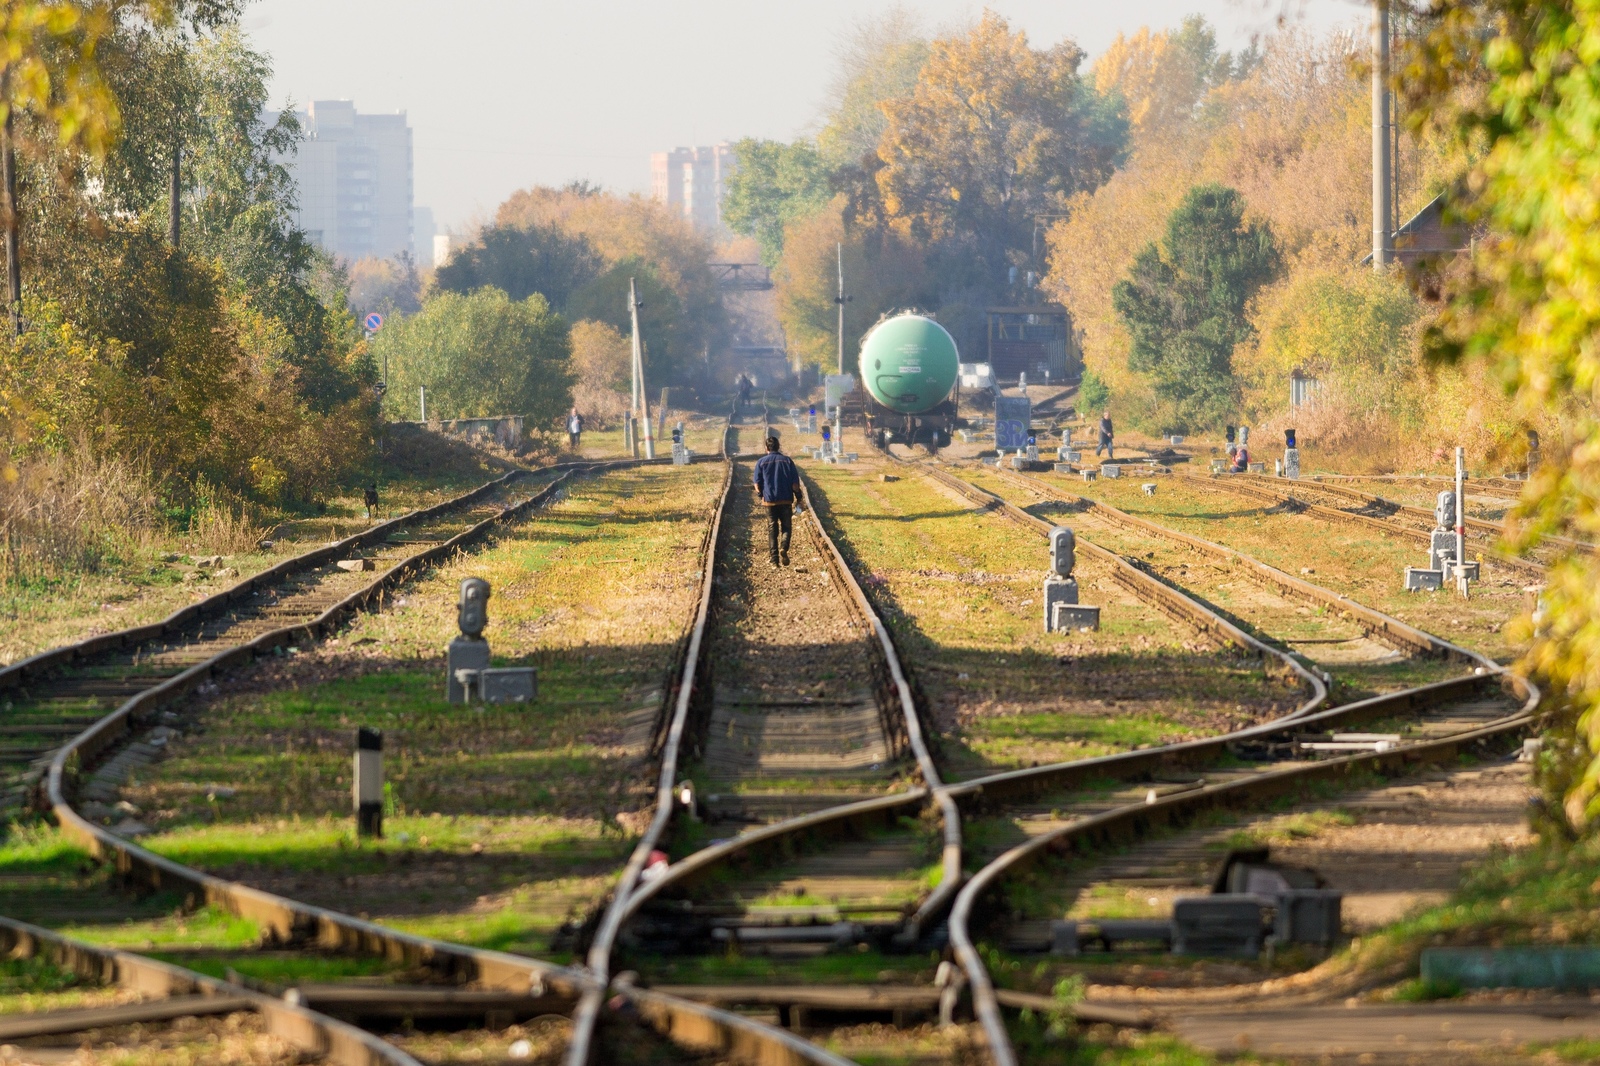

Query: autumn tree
721,138,832,266
1093,15,1248,139
1112,184,1277,429
774,197,930,372
1402,0,1600,836
494,185,724,387
433,221,602,309
875,12,1126,307
816,8,929,168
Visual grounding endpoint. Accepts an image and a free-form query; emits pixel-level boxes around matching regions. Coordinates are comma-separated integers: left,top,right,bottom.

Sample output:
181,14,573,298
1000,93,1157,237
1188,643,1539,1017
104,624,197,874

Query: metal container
858,313,960,415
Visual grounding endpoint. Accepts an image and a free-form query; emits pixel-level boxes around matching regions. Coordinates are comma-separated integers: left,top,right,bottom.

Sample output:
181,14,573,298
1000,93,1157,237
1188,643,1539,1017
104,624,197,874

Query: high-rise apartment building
279,100,413,262
650,144,736,232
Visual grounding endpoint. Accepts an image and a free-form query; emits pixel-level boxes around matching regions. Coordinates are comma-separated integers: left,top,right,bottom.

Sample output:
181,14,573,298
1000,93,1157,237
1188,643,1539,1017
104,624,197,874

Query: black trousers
766,503,792,559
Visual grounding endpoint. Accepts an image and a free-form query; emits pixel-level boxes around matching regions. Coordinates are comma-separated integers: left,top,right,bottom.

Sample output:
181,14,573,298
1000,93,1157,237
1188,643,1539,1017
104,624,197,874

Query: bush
373,288,573,434
1078,368,1110,413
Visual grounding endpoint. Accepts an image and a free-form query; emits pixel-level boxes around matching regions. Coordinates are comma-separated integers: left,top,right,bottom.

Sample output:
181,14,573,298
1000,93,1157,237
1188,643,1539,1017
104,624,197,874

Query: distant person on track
754,434,804,568
737,375,752,412
1230,441,1251,473
1096,411,1115,458
567,408,584,451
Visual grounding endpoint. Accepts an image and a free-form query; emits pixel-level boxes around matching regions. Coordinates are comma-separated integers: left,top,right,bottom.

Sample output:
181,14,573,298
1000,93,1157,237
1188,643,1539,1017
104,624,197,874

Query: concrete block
1101,464,1121,478
1051,603,1100,632
1142,483,1157,496
1430,530,1457,572
1405,567,1444,592
479,667,537,704
1097,919,1174,950
1274,890,1342,946
1009,455,1026,470
1054,463,1074,473
447,637,491,704
1168,435,1185,445
1043,576,1079,632
1066,450,1082,463
1081,469,1098,482
1445,559,1480,582
1210,459,1228,474
958,430,973,443
1048,920,1080,956
1173,896,1266,957
1283,448,1300,479
1247,462,1265,474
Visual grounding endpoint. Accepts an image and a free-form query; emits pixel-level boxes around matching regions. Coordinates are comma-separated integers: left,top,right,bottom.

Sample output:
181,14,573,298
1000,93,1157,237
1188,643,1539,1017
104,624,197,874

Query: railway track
563,420,1349,1062
865,450,1537,1065
19,417,1543,1065
10,450,807,1065
1172,470,1560,574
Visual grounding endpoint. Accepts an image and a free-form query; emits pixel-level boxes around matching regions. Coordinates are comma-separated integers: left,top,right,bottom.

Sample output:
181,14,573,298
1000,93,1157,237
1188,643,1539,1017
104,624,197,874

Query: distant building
413,206,435,269
279,100,413,262
433,232,458,270
650,144,736,232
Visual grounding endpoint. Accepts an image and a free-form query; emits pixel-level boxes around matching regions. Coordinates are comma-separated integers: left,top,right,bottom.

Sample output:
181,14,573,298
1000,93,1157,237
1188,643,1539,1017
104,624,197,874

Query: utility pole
1371,0,1392,269
168,139,182,248
834,242,849,375
630,277,655,460
1,77,20,336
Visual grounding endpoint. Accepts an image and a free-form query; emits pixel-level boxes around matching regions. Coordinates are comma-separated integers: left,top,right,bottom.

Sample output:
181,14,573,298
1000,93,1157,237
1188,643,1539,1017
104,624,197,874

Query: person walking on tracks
753,434,804,568
566,407,584,451
737,375,753,413
1095,410,1115,458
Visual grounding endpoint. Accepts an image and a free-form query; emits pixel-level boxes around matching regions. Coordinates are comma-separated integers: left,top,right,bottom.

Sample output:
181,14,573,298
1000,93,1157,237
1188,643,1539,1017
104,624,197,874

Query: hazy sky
245,1,1364,231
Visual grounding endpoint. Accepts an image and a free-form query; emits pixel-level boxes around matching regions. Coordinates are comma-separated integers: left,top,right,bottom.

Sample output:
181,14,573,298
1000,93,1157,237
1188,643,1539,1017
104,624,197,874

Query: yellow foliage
1047,27,1458,432
569,318,631,421
1093,25,1208,138
773,196,928,373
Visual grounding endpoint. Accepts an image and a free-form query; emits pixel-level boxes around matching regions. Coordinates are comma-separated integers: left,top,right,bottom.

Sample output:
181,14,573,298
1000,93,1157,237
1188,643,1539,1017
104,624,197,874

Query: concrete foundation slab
446,637,491,704
1405,567,1444,592
1101,464,1121,479
1173,896,1266,957
479,667,537,704
1051,603,1100,632
1275,890,1342,946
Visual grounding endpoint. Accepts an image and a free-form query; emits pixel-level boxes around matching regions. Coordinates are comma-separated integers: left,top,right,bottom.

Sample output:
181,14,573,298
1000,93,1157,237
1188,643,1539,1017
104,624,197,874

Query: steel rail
1172,471,1550,578
564,429,738,1065
925,461,1540,1065
977,463,1484,660
0,916,421,1066
1224,470,1593,560
26,443,835,1066
573,416,956,1065
884,450,1334,694
45,471,590,991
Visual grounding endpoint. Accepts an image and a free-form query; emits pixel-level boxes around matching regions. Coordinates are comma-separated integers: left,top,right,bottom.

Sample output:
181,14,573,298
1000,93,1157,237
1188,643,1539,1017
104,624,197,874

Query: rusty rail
0,915,423,1066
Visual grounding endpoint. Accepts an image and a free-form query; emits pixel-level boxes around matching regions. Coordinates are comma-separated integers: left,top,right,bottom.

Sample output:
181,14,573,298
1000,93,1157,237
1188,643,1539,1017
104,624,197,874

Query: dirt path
701,463,891,816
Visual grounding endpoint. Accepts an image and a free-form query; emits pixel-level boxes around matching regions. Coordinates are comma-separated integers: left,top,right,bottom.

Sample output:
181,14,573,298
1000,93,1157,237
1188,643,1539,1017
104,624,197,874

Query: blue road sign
363,312,384,332
995,396,1032,450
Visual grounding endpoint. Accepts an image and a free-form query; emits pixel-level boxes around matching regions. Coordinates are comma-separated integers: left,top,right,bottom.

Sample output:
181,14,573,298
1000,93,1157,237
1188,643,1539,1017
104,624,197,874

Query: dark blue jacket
753,451,801,505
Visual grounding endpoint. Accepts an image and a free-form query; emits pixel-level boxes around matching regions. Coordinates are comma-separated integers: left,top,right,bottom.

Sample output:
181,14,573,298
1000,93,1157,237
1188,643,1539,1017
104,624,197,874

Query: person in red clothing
752,435,805,567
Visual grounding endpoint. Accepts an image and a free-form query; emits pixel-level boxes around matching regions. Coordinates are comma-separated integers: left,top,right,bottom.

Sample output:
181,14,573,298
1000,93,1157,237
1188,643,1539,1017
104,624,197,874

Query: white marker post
354,727,383,838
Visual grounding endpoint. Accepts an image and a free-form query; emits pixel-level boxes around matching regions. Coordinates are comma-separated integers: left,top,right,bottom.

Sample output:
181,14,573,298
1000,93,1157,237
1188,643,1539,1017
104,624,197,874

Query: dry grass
0,450,163,581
